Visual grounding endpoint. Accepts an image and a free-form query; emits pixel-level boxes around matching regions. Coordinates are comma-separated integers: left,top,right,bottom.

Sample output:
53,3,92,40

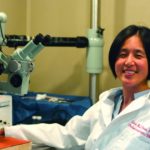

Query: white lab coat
4,87,150,150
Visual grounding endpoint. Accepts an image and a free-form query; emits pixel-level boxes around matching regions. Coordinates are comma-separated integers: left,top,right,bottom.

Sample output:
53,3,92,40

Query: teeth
126,71,134,73
124,70,136,75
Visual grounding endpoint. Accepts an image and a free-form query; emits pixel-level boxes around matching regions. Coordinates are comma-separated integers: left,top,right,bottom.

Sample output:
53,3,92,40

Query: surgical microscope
0,12,103,127
0,12,91,96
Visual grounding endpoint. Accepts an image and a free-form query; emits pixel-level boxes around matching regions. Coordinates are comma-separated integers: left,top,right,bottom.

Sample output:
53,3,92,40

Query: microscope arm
42,35,88,48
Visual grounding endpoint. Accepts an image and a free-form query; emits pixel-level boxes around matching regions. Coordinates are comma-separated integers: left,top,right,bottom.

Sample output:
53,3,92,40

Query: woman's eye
118,53,127,58
135,54,142,58
135,53,144,59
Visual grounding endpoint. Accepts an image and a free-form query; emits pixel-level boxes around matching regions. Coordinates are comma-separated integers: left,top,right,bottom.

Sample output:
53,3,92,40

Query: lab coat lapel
100,87,122,126
101,98,114,126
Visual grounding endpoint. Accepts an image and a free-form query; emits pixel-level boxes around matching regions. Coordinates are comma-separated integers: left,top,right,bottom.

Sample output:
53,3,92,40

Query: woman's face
115,35,149,90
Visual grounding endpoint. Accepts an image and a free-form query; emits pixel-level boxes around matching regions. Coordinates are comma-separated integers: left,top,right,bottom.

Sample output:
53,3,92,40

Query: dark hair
109,24,150,80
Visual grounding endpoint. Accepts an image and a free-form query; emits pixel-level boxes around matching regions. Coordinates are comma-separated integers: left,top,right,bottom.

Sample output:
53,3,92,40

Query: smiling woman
109,25,150,111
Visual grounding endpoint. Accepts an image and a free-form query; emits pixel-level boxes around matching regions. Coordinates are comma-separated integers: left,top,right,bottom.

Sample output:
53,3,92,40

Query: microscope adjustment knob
8,60,21,73
10,74,22,87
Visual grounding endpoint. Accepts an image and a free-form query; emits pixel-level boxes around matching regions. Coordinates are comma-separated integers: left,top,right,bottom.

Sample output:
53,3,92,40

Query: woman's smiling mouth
123,69,138,77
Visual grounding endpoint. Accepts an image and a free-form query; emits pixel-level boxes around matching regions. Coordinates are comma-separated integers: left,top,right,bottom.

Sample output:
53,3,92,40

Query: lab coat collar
117,91,150,118
100,87,150,126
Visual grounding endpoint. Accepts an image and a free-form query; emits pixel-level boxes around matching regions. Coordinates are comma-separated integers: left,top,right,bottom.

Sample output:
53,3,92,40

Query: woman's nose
125,55,135,66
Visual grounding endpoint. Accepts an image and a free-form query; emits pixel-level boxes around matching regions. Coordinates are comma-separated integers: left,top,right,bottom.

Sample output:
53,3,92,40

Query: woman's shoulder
89,87,122,110
98,87,122,101
100,87,122,96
